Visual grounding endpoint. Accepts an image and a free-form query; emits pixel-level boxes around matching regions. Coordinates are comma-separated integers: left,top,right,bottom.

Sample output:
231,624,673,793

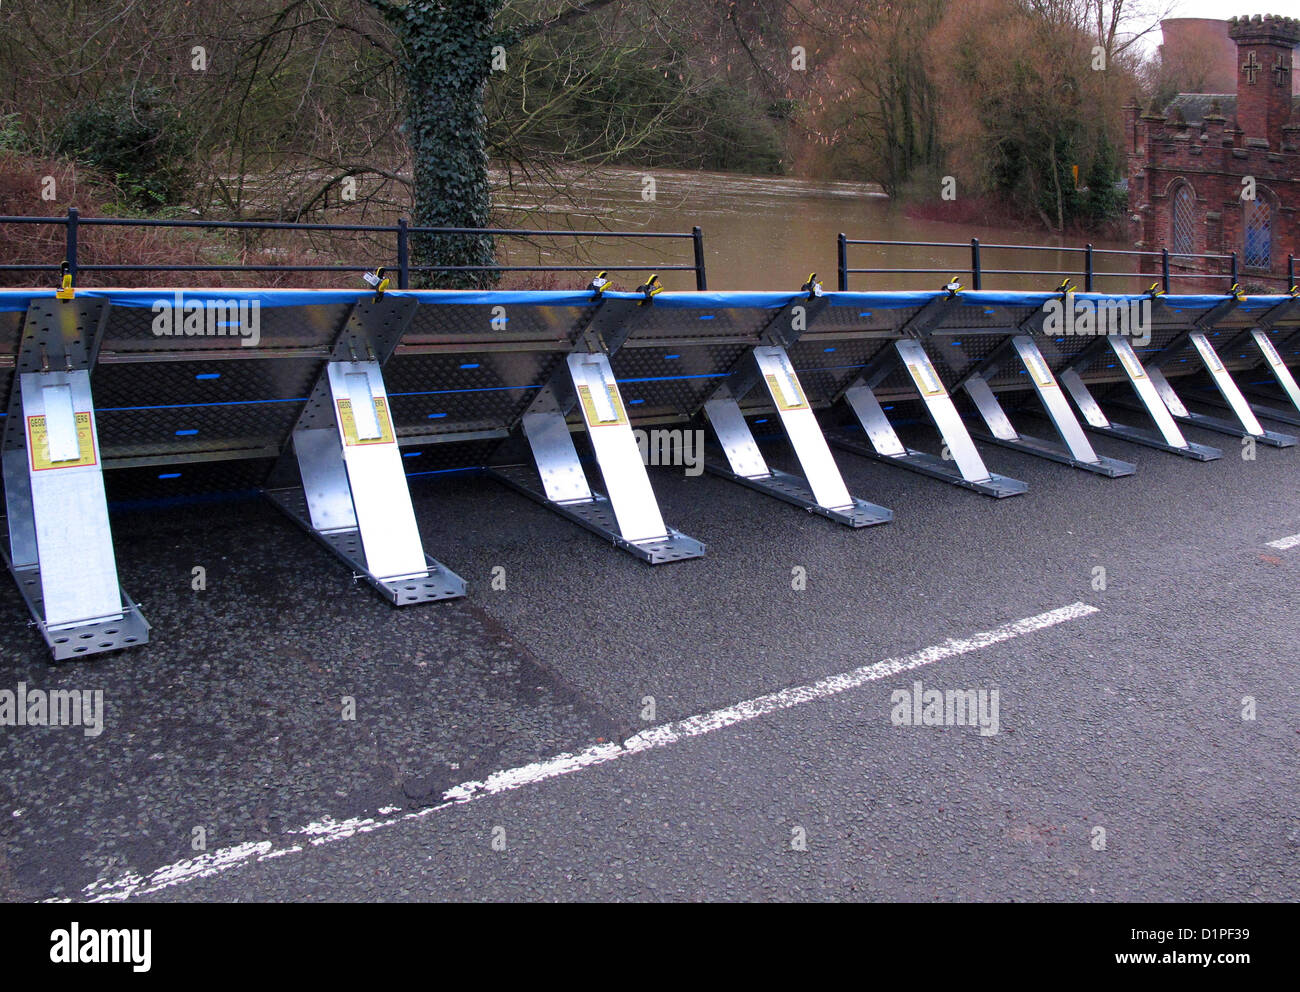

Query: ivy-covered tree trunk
375,1,504,288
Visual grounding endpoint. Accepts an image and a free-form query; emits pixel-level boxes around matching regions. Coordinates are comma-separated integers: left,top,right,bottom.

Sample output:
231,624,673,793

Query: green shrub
0,113,29,152
56,87,192,209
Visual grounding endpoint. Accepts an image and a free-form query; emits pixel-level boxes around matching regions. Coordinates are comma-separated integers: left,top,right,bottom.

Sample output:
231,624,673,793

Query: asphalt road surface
2,393,1299,902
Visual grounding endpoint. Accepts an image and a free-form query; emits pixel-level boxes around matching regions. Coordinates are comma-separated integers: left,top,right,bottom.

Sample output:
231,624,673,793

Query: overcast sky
1165,0,1290,18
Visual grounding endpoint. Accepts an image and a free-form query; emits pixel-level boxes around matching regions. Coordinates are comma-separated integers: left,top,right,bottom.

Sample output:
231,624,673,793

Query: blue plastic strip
2,288,1292,315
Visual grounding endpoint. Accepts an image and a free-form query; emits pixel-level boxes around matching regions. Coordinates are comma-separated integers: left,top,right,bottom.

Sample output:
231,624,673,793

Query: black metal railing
0,207,709,289
836,233,1296,294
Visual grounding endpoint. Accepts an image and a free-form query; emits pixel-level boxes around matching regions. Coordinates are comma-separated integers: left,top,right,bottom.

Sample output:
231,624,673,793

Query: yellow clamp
1147,282,1165,298
636,273,661,302
589,270,610,296
802,272,823,299
944,275,962,297
1228,282,1246,302
55,260,74,300
1056,277,1074,295
363,266,389,302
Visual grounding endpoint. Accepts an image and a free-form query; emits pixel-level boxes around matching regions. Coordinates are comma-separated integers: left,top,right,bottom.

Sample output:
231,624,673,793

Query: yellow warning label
336,396,395,446
577,383,628,427
27,412,96,471
1116,349,1146,379
905,361,947,397
1197,342,1225,374
764,373,809,411
1023,352,1055,388
1259,338,1284,367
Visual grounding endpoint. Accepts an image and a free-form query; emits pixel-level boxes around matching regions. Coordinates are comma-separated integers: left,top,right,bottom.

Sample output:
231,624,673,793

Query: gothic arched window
1170,184,1196,259
1244,197,1272,271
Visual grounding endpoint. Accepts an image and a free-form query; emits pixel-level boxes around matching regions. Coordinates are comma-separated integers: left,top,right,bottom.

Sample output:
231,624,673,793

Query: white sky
1165,0,1297,17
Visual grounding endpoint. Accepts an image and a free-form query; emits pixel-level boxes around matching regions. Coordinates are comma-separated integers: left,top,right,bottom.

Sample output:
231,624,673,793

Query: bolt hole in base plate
704,463,893,528
489,464,705,564
0,544,151,660
264,487,466,603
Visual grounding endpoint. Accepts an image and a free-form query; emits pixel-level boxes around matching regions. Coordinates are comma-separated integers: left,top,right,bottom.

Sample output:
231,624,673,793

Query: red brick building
1125,14,1300,290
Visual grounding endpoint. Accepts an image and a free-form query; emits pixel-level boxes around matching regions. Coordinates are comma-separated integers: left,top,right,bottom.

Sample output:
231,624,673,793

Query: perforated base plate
825,429,1028,498
1177,388,1300,428
489,463,705,564
705,464,893,528
1110,400,1296,448
265,487,467,603
1084,423,1221,461
969,431,1136,478
0,541,150,661
1172,412,1295,448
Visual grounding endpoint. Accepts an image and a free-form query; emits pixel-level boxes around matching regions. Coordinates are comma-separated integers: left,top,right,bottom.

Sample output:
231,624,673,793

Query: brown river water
493,165,1138,293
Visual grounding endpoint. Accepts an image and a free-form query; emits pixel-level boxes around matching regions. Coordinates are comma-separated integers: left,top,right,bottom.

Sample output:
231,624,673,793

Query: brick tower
1228,13,1300,150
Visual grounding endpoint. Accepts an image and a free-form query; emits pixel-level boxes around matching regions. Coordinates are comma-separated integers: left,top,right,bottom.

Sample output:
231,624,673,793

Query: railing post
1084,243,1094,292
1289,254,1295,290
692,225,707,291
397,218,410,290
65,206,79,286
837,232,848,291
1161,248,1170,294
1230,251,1238,289
970,238,981,290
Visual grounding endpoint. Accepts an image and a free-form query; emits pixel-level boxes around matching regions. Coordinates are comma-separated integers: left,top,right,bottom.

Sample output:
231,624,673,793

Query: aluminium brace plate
1119,365,1297,448
488,463,705,564
823,427,1028,498
1060,347,1221,461
703,461,892,528
265,486,466,603
968,427,1137,477
1174,388,1300,428
0,539,149,660
962,337,1136,478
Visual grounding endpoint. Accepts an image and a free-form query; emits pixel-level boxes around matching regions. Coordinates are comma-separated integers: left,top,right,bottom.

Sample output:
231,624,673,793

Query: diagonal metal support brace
1,297,149,659
1235,329,1300,424
491,297,704,563
826,302,1027,497
1058,336,1221,460
701,296,891,527
1139,333,1295,447
1118,293,1291,442
1179,299,1300,426
962,335,1135,478
266,296,467,603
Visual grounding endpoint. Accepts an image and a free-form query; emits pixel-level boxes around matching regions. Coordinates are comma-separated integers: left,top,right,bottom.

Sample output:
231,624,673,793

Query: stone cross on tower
1229,14,1300,149
1242,50,1260,84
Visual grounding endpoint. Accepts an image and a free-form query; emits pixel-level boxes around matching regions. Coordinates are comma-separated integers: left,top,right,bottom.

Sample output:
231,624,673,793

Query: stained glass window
1244,198,1271,270
1171,184,1196,259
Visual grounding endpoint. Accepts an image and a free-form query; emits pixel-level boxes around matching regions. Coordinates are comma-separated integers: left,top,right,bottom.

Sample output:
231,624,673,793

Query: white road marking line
70,601,1099,903
1266,533,1300,550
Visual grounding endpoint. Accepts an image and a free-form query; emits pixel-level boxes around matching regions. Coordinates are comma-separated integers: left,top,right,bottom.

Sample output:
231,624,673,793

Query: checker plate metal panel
404,301,595,346
93,358,321,460
385,351,557,436
609,342,744,420
621,304,775,343
99,299,347,353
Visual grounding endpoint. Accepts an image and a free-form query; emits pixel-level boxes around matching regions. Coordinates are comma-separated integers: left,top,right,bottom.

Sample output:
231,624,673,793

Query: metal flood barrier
2,281,1299,660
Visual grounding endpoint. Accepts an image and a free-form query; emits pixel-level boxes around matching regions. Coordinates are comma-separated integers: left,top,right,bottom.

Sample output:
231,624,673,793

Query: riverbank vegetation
0,1,1189,283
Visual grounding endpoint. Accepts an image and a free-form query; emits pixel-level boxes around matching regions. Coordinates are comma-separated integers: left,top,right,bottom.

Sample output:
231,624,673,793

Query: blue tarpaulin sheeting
1,287,1294,313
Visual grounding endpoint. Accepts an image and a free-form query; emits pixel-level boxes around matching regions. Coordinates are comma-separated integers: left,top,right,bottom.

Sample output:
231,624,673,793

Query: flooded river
494,166,1137,293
